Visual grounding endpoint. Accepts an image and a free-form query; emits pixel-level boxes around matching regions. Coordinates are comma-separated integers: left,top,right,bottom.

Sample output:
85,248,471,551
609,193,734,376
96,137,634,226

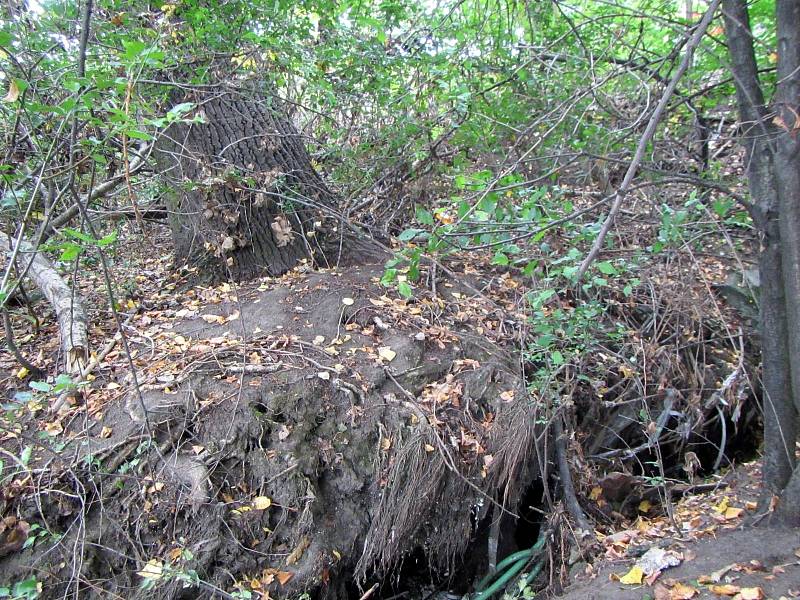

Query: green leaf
19,446,32,466
398,228,423,241
62,228,94,243
29,380,51,392
415,206,434,225
596,261,617,275
59,244,81,262
12,577,39,599
491,252,509,266
124,129,154,141
380,268,397,285
97,231,118,246
397,280,413,299
551,351,564,365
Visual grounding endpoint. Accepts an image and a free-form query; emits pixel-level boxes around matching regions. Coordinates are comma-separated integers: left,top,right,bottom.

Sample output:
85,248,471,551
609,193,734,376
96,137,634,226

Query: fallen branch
0,232,88,375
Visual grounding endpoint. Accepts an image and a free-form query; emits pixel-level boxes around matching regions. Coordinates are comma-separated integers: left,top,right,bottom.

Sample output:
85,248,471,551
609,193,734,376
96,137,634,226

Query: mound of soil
0,263,545,599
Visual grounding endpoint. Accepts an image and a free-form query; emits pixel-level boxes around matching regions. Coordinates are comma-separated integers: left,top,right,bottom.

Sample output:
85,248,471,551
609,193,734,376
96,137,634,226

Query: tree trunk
156,89,337,282
722,0,800,522
772,0,800,523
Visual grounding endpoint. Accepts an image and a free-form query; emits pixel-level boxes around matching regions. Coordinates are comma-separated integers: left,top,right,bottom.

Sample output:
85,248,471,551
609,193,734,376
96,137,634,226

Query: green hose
473,532,548,600
524,558,544,584
474,555,529,600
474,549,534,592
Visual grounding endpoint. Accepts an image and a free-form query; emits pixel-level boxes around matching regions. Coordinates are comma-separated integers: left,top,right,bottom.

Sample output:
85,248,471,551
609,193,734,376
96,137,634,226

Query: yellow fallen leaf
619,565,644,585
724,506,744,520
16,367,29,379
737,587,763,599
590,486,603,500
137,559,163,580
714,497,730,513
252,496,272,510
638,499,652,513
100,426,113,438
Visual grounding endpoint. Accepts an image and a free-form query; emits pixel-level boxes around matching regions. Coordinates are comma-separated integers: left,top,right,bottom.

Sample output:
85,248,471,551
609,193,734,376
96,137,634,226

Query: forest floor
557,459,800,600
1,210,796,600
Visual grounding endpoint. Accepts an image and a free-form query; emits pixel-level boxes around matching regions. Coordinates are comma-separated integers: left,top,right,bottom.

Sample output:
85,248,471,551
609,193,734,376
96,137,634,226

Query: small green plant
0,577,41,600
22,524,62,550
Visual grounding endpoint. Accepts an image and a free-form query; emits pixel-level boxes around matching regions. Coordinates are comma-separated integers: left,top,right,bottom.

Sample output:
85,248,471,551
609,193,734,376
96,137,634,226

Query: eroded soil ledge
1,263,546,599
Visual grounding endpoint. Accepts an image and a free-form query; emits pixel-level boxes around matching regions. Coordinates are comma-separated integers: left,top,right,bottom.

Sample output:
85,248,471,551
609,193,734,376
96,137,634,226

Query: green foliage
0,577,40,600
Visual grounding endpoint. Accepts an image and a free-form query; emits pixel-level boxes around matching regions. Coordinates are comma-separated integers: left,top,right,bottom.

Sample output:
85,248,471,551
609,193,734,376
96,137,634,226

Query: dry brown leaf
708,584,740,596
670,582,698,599
276,571,293,585
271,215,294,247
285,536,309,566
737,587,764,600
653,583,671,600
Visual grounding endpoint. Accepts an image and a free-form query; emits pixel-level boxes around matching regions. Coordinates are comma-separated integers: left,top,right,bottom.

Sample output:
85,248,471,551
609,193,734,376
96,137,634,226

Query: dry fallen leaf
670,582,698,599
709,584,740,596
271,215,294,247
252,496,272,510
377,346,396,362
276,571,293,585
137,559,163,580
618,565,644,585
285,536,309,566
724,506,744,520
737,587,764,600
3,79,20,103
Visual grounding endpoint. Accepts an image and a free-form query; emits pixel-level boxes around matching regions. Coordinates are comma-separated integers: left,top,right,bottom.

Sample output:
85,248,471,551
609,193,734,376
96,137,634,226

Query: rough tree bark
156,89,338,282
722,0,800,523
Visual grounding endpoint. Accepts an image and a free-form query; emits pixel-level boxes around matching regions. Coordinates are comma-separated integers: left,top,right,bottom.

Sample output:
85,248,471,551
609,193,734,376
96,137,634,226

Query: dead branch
575,0,723,282
0,232,88,375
